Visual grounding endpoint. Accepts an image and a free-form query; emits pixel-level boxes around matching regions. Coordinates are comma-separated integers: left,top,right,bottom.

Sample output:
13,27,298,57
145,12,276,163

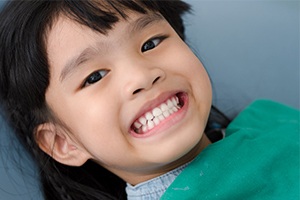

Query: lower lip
129,93,189,138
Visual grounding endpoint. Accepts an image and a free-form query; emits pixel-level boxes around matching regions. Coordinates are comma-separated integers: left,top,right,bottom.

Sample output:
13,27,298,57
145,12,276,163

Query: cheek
190,64,212,99
176,46,212,124
48,88,120,138
73,97,119,132
171,44,212,99
182,48,212,95
63,97,125,158
164,40,210,80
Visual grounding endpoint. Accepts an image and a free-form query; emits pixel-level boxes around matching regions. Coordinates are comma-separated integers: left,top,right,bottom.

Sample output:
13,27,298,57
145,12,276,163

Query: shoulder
162,100,299,200
226,99,299,137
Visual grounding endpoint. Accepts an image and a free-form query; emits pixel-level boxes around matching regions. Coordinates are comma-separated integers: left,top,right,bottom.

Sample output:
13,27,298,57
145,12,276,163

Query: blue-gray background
0,0,299,199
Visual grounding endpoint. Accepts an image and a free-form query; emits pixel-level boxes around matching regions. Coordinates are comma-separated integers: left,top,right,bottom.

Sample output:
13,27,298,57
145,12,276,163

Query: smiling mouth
130,92,186,134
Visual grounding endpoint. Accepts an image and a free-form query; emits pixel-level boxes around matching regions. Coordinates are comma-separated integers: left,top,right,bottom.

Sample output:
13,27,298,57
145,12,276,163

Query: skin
37,11,212,185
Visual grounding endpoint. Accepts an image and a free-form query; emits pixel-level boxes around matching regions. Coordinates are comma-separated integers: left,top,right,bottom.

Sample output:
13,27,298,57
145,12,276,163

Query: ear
35,123,90,166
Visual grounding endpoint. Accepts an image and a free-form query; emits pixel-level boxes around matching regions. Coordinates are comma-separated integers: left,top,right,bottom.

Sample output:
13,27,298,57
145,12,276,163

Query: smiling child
0,1,298,200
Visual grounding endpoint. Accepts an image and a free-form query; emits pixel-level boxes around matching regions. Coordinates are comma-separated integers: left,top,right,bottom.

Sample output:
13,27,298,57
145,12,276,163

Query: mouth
130,92,187,135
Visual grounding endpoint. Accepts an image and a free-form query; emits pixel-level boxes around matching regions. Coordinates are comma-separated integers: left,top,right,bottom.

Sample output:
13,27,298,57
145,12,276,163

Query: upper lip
128,90,182,131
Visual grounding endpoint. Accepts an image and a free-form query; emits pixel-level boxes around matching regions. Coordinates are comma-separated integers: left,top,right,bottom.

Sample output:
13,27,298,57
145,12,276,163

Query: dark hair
0,1,229,199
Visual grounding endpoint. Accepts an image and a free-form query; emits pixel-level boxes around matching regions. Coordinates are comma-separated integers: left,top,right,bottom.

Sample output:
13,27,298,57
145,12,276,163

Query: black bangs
60,0,146,34
60,0,191,38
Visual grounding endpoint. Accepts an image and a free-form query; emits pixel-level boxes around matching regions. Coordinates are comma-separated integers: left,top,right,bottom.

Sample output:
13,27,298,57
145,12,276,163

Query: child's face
44,11,212,184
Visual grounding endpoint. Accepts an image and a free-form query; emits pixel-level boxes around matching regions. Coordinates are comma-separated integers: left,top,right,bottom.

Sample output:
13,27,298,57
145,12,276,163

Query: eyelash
141,35,168,52
82,69,109,88
81,35,168,88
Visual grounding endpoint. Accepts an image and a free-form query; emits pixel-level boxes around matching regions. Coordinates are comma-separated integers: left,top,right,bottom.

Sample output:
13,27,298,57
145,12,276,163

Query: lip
128,91,189,138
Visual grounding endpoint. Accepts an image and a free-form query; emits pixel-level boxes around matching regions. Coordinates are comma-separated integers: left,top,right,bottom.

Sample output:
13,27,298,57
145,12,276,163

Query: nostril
132,76,161,95
133,88,143,95
152,76,160,84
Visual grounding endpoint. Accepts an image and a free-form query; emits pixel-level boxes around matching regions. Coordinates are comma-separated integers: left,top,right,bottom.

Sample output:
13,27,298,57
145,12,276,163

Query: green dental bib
161,100,299,200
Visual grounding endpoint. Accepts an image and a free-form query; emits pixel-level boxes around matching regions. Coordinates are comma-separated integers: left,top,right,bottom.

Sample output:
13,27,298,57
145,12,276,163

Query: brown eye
83,70,109,87
141,36,167,52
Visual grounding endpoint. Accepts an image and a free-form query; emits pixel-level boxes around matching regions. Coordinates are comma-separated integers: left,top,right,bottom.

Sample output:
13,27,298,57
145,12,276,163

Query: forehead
46,10,164,52
46,10,164,56
46,11,166,82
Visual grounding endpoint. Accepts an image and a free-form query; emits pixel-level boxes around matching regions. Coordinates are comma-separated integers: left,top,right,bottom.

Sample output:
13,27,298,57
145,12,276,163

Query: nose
122,62,166,99
132,73,162,95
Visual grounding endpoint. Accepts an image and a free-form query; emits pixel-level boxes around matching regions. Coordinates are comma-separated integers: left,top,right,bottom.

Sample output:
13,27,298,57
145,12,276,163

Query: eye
83,69,109,87
141,36,167,52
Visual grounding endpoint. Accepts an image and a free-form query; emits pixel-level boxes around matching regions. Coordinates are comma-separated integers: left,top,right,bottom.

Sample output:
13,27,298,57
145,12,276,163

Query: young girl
0,1,298,200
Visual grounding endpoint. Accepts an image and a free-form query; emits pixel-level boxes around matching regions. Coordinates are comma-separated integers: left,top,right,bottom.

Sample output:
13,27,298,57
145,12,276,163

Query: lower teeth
132,93,185,134
133,108,183,134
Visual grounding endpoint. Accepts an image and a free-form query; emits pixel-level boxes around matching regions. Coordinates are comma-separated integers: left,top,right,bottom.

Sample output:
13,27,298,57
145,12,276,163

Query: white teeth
158,115,165,121
172,106,178,112
172,97,179,106
145,112,154,120
139,116,147,125
142,125,148,132
133,95,183,134
153,117,160,125
167,99,173,108
147,120,155,130
134,121,142,129
163,110,170,118
152,107,162,117
160,103,168,111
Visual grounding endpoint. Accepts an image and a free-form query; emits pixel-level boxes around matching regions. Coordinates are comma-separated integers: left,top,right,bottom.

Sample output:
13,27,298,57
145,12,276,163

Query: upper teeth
133,95,181,133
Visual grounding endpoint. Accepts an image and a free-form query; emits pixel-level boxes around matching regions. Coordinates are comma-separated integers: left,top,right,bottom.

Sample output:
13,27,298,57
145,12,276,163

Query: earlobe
35,123,89,166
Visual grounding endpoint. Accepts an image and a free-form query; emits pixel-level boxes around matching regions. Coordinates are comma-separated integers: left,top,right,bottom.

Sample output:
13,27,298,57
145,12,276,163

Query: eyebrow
60,46,98,82
59,13,164,83
129,13,164,35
